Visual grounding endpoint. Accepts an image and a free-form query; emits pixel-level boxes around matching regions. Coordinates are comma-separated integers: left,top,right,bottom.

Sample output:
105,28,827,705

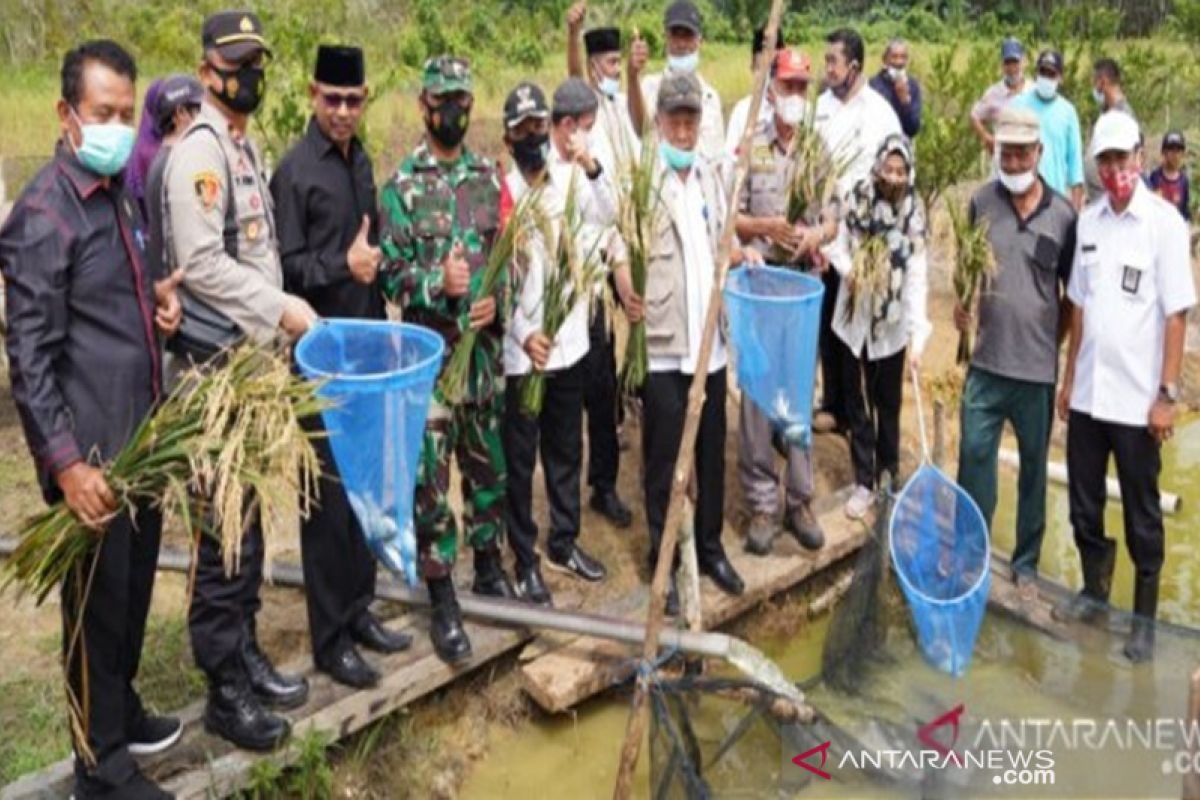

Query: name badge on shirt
1122,265,1142,295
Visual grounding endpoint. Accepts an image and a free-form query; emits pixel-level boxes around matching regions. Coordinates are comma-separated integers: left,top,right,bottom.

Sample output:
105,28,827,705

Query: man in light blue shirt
1013,49,1084,208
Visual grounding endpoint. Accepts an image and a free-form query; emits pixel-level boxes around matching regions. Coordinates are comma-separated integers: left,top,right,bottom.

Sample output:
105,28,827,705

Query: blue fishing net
723,266,824,448
295,320,444,586
888,464,991,677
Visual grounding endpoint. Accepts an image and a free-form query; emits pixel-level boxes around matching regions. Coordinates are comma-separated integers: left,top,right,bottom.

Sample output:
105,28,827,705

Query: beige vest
644,158,726,359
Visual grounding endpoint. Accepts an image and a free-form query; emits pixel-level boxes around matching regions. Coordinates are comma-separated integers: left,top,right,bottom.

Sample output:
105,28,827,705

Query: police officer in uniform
270,45,413,690
732,48,832,556
1055,111,1196,663
165,10,317,750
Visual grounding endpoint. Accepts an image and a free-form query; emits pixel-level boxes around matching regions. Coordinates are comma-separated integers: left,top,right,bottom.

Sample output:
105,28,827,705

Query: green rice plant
438,186,545,404
520,181,608,416
949,201,996,364
615,131,664,395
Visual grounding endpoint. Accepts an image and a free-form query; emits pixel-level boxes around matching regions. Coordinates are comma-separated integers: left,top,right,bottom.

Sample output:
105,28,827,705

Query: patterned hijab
845,134,923,334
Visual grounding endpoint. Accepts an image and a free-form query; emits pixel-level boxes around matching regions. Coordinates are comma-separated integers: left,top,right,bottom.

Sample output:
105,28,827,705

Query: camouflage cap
422,55,473,96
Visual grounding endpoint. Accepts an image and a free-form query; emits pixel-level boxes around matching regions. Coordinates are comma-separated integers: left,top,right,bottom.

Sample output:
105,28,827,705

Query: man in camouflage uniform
379,56,512,664
733,49,834,556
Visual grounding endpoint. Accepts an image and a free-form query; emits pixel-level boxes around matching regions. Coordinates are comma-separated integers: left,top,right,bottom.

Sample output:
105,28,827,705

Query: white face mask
1035,75,1059,100
887,66,906,82
598,75,621,99
1092,86,1105,105
776,94,807,126
998,168,1036,195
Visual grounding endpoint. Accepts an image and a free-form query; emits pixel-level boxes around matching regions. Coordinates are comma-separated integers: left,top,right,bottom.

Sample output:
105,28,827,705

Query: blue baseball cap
1001,37,1024,62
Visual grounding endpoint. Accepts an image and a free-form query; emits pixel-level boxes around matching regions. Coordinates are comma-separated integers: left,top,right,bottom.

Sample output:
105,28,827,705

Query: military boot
428,577,472,664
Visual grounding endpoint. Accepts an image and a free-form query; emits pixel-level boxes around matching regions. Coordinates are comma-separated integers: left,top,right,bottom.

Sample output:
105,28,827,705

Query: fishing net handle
909,360,931,463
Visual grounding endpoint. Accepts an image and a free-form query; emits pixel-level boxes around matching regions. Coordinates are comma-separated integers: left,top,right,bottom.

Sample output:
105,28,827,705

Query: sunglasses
321,91,366,110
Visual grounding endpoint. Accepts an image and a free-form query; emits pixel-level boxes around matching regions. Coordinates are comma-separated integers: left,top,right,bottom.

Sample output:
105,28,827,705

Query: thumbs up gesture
442,240,471,298
629,27,649,77
348,214,382,285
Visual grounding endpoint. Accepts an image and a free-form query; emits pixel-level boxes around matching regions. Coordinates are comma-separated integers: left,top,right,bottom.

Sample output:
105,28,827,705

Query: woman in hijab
830,134,932,520
126,78,166,220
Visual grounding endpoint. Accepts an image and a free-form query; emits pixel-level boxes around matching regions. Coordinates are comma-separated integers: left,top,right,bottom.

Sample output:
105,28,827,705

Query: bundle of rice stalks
438,186,545,404
949,202,996,364
521,182,608,416
616,132,664,395
784,107,855,229
2,346,325,605
843,234,893,323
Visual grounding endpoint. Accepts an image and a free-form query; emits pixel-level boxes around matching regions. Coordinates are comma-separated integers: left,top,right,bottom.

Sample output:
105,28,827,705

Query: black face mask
425,100,470,148
209,62,266,114
510,132,549,173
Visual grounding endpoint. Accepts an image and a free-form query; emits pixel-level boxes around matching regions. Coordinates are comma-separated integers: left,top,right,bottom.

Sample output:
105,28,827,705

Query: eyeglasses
321,91,366,110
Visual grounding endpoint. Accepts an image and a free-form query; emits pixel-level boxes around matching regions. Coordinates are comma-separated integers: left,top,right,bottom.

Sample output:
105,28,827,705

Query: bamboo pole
610,2,786,796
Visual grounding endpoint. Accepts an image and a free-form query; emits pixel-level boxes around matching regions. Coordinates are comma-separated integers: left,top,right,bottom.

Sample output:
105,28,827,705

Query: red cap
774,49,811,81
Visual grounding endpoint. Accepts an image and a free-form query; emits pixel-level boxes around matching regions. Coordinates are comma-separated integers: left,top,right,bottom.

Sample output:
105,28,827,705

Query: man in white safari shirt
1054,111,1195,664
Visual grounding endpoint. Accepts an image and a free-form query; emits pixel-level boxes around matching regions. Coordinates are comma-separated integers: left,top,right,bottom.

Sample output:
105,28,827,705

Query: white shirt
648,160,728,375
641,70,726,165
814,85,904,201
725,89,774,157
591,88,641,169
503,152,617,376
1067,183,1196,427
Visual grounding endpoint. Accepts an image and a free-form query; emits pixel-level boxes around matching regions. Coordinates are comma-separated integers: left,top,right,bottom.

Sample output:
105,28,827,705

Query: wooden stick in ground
610,2,786,796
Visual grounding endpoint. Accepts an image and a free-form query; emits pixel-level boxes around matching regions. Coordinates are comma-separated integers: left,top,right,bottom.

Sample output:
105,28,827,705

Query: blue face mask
668,51,700,74
660,140,696,171
598,75,621,99
70,108,135,176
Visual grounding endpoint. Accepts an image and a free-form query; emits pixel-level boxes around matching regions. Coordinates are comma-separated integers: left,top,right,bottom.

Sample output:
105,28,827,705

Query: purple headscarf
126,78,165,218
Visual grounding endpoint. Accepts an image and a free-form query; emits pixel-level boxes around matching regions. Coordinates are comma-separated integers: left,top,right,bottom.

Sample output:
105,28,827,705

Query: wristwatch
1159,383,1179,404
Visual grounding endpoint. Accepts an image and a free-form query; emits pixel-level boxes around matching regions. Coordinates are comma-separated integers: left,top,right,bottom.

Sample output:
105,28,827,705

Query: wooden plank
520,504,867,714
3,615,530,800
985,555,1073,640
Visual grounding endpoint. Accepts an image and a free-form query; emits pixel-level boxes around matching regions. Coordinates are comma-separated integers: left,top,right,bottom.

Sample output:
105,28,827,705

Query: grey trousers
737,396,814,517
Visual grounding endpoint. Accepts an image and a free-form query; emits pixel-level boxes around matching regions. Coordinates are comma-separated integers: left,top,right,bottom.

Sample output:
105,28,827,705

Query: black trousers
1066,410,1165,582
300,419,377,663
839,340,906,489
819,268,847,422
503,361,585,571
642,369,727,569
65,504,162,793
188,508,264,686
585,303,621,494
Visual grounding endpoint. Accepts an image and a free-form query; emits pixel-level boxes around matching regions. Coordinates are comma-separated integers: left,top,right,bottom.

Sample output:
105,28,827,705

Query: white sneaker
844,485,875,520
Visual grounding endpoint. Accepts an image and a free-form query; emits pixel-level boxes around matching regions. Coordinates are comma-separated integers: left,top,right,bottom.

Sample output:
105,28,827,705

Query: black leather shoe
351,612,413,654
515,563,553,606
242,623,309,710
318,644,380,689
428,577,472,664
590,489,633,528
547,544,607,582
472,546,516,598
665,577,680,617
128,713,183,756
702,557,745,596
204,682,290,752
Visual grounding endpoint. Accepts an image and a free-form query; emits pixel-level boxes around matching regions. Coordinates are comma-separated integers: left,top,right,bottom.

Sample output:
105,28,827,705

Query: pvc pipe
0,538,802,701
997,449,1181,515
